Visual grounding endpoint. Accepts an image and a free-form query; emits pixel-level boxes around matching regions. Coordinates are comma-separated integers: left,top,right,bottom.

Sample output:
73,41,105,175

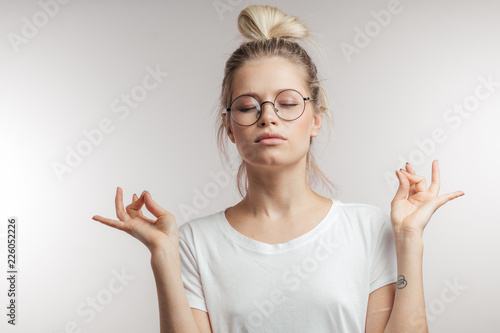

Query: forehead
231,57,308,100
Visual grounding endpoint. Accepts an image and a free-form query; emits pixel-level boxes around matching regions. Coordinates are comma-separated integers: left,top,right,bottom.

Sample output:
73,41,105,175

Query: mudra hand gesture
92,187,179,252
391,160,465,237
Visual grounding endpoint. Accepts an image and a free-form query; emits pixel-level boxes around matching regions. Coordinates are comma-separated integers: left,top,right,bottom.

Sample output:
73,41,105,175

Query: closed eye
239,107,257,112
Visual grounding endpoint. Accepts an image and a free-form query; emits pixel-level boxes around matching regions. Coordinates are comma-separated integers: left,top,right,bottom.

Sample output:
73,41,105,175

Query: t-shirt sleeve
369,212,398,294
178,235,208,312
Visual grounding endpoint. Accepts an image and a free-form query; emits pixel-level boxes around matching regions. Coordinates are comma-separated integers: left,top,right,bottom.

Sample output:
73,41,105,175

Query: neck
239,157,323,220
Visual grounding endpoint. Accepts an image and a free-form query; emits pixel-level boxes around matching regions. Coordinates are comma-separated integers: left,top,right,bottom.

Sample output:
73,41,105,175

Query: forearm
150,244,200,333
384,232,429,333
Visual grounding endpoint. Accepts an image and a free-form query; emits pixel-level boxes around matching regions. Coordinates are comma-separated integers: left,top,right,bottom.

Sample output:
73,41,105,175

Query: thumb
144,192,179,236
143,192,172,219
143,192,177,230
393,170,410,201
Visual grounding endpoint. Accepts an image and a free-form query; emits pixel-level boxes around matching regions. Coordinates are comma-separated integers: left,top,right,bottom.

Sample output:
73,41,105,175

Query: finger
126,191,147,218
115,187,130,222
92,215,128,232
143,191,173,220
393,170,410,201
404,162,417,197
129,192,155,223
428,160,440,195
399,169,427,193
434,190,465,208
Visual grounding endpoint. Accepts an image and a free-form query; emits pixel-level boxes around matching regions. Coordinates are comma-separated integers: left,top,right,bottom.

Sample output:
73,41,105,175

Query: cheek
232,129,261,161
299,115,312,132
288,112,316,154
294,111,314,142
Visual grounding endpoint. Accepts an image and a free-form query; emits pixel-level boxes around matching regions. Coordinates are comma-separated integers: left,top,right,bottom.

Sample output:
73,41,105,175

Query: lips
255,132,286,143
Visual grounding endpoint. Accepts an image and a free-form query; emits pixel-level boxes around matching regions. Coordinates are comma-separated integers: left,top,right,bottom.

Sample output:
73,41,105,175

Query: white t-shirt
178,198,397,333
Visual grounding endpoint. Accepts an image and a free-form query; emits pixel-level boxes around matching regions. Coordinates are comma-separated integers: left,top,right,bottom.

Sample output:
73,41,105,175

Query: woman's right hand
92,187,179,252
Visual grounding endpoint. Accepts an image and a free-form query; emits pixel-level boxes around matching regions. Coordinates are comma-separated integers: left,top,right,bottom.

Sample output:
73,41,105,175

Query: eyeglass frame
223,88,314,126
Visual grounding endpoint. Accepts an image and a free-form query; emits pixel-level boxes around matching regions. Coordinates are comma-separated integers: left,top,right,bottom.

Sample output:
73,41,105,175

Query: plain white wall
1,0,498,332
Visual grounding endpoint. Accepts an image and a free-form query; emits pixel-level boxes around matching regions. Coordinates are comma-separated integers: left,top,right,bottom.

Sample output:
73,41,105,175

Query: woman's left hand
391,160,465,237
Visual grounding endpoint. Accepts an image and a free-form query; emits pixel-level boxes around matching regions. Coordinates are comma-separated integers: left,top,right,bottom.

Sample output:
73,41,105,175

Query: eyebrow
231,88,295,101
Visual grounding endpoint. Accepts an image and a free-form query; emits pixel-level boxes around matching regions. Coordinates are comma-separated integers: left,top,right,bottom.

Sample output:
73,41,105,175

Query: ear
310,105,324,137
222,113,236,143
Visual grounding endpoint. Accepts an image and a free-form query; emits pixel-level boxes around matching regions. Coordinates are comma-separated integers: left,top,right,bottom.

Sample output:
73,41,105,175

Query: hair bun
237,5,309,41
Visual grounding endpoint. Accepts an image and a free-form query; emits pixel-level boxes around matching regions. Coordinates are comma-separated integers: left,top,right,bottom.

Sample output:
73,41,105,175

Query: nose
258,101,278,124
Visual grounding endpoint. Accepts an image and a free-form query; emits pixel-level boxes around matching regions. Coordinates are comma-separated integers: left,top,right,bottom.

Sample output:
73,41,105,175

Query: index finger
92,215,128,232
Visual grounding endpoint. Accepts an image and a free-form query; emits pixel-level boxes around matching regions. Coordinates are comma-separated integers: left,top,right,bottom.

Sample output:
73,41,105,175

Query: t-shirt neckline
218,198,339,254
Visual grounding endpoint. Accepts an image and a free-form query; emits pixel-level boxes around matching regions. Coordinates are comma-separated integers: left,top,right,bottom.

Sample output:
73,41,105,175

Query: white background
1,0,498,332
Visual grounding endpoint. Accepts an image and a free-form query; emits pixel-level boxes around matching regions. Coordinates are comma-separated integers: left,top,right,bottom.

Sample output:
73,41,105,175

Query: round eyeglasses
224,89,314,126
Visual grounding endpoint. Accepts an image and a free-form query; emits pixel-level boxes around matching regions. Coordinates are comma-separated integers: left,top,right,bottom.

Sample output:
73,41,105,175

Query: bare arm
382,236,427,333
366,237,426,333
150,244,201,333
382,161,464,332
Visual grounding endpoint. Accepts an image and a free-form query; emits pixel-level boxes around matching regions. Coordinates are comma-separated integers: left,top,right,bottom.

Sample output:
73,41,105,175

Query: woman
92,5,464,333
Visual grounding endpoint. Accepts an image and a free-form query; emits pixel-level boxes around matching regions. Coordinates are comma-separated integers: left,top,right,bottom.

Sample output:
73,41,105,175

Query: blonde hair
215,4,337,198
